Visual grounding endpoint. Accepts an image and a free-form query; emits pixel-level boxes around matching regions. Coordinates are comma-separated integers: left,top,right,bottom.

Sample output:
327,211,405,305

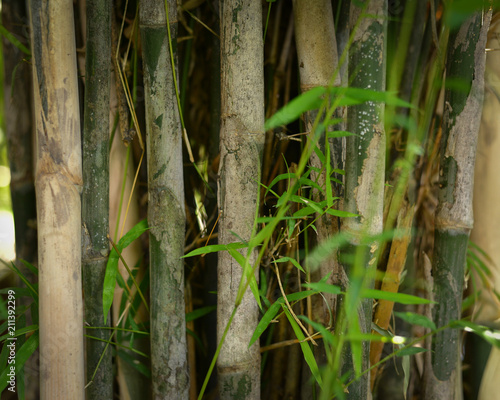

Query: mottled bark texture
81,0,113,398
217,0,265,398
140,0,189,398
341,1,387,398
424,10,491,400
29,0,85,398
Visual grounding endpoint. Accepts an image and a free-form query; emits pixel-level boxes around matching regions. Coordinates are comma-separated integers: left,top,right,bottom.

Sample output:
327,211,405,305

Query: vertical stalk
140,0,189,398
82,0,112,398
292,1,341,397
341,1,387,398
29,0,85,398
292,0,341,324
426,10,491,399
218,0,265,398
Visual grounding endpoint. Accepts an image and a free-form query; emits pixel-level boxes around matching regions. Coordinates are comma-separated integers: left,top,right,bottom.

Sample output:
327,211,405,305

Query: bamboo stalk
140,0,189,398
369,201,414,387
217,0,265,398
81,0,112,398
29,0,85,398
292,0,341,325
425,10,491,399
341,1,387,398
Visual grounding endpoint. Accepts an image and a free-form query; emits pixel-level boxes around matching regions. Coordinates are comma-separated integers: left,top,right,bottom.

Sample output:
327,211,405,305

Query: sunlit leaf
265,86,326,130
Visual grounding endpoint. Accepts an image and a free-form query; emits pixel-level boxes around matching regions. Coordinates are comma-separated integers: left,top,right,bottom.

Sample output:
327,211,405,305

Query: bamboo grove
1,1,500,399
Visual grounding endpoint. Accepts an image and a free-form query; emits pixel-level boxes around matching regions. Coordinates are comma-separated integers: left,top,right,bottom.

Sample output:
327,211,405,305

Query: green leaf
228,248,261,310
19,260,38,276
0,331,39,393
329,87,414,109
302,281,342,295
273,257,305,273
283,305,323,387
326,130,358,139
397,346,428,357
325,208,358,218
186,306,216,323
265,86,326,130
250,302,281,347
0,325,38,343
265,173,295,199
7,263,38,305
298,315,335,346
249,290,315,347
103,219,149,324
395,312,436,330
361,289,434,305
450,320,500,348
183,242,248,258
0,25,31,56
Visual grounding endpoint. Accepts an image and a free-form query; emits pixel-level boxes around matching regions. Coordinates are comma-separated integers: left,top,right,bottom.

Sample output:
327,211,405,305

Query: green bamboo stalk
81,0,112,398
425,10,491,399
29,0,85,398
341,1,387,398
217,0,265,398
139,0,189,398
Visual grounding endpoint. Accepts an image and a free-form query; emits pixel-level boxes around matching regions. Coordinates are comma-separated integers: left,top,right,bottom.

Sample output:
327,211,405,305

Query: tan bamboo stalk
29,0,84,398
292,0,341,325
140,0,189,398
471,12,500,400
369,201,414,387
217,0,265,398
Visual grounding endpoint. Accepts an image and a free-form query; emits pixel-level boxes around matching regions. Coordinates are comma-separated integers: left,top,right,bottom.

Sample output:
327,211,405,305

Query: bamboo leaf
186,306,217,323
326,130,358,138
0,24,31,56
227,248,261,309
302,281,342,294
0,331,39,393
395,311,436,330
183,242,248,258
249,302,281,347
265,173,294,198
329,87,413,108
283,305,323,387
397,346,428,357
449,320,500,348
265,86,326,130
273,257,305,273
103,219,149,324
249,290,315,347
361,289,434,305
